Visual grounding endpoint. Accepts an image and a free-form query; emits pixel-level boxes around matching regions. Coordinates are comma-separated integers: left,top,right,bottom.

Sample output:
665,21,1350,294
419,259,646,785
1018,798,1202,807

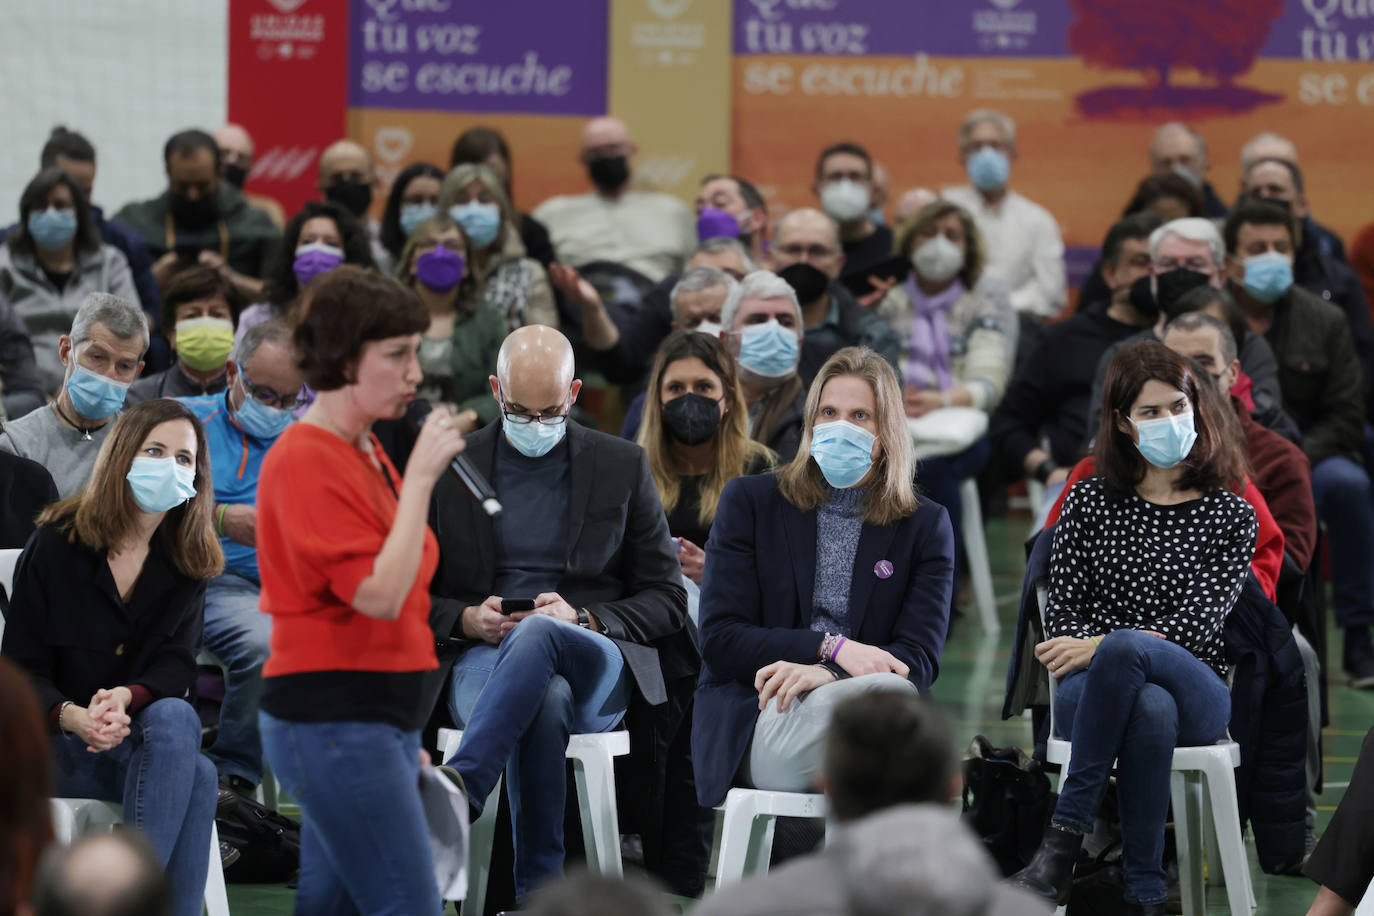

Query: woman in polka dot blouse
1010,341,1258,914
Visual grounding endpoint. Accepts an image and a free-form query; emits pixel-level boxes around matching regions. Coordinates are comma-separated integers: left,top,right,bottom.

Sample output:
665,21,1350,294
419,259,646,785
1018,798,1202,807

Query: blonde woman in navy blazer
693,346,955,807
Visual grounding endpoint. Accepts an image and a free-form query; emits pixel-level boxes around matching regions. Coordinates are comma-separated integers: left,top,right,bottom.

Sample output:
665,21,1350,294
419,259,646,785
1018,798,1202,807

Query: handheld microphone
407,401,503,518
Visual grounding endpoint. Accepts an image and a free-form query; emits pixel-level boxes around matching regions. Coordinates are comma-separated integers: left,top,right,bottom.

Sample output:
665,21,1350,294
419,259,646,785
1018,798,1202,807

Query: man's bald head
580,117,632,156
775,208,841,251
34,832,170,916
491,325,580,418
213,124,254,161
318,139,374,189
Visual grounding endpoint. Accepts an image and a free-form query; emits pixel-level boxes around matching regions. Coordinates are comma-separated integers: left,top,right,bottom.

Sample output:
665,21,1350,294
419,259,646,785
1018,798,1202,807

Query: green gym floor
226,514,1371,915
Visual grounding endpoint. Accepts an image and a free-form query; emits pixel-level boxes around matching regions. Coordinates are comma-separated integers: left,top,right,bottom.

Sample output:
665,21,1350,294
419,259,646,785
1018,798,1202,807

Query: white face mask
820,180,871,223
912,235,965,285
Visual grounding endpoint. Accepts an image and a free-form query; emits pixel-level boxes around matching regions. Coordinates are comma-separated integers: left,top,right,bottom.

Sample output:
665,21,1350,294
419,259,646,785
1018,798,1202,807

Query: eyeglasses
1155,257,1214,273
239,370,304,410
775,243,838,261
500,398,570,426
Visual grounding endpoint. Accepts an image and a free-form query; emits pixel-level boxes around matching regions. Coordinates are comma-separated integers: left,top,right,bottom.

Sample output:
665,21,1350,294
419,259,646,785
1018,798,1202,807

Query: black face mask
1126,274,1161,321
778,262,830,305
661,393,722,446
1155,267,1213,319
169,192,219,231
325,180,373,218
587,155,630,194
223,163,249,189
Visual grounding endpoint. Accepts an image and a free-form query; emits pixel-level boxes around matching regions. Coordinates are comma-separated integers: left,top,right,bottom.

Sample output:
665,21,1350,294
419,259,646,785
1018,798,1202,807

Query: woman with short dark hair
1010,341,1257,915
234,200,375,347
255,265,467,913
0,168,136,398
1,398,224,916
377,162,444,275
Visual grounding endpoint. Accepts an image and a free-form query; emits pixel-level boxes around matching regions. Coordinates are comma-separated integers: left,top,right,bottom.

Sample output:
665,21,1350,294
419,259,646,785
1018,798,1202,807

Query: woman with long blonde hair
692,346,955,809
637,329,773,584
1,398,224,916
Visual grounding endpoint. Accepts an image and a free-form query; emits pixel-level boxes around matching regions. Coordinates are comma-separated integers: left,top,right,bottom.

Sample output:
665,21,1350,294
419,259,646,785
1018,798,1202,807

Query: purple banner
734,0,1072,58
1262,1,1374,60
350,0,608,115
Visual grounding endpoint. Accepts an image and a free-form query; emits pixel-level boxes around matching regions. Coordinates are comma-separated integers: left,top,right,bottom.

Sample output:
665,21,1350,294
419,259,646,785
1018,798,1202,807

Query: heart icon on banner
648,0,692,20
267,0,308,13
374,127,414,164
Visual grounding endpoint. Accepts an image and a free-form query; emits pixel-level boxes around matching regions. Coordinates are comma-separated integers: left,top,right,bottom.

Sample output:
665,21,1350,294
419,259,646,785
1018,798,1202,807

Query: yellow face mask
175,317,234,372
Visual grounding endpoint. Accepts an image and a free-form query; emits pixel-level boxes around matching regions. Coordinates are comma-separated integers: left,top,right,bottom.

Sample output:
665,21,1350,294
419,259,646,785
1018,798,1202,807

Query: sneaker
219,840,241,870
1343,626,1374,688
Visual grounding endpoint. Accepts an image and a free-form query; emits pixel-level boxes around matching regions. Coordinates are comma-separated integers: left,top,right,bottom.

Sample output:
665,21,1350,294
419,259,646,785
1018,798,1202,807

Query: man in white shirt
533,117,694,284
943,109,1066,321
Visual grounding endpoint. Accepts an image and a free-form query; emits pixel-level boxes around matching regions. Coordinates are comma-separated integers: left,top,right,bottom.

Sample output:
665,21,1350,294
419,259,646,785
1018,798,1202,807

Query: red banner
228,0,350,217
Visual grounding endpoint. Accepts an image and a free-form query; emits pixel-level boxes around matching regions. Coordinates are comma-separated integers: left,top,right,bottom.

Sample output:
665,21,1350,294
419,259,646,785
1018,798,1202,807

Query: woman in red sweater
255,266,465,914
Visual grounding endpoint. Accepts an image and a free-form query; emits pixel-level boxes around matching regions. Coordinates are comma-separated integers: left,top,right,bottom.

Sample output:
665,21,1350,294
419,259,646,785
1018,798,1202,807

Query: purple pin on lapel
874,560,894,579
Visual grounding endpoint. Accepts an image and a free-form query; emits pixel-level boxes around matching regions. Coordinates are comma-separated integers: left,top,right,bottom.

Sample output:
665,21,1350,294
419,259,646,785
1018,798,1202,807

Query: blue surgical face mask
67,363,129,420
810,420,877,489
736,319,799,379
1241,251,1293,304
28,207,78,250
449,201,501,248
1132,410,1198,469
503,416,567,458
232,376,293,440
966,147,1010,193
126,456,197,513
399,202,437,238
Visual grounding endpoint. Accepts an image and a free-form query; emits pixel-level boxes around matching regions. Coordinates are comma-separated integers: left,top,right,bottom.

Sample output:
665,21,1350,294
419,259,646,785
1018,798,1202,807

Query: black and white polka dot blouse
1046,476,1258,676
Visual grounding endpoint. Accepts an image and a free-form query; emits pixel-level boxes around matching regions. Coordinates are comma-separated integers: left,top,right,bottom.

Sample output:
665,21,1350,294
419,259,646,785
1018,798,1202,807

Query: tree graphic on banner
1068,0,1285,116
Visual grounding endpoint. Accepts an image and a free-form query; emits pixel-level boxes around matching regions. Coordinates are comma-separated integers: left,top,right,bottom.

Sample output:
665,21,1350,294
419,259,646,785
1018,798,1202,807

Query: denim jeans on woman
50,697,218,916
446,613,630,900
259,713,439,915
1052,629,1231,906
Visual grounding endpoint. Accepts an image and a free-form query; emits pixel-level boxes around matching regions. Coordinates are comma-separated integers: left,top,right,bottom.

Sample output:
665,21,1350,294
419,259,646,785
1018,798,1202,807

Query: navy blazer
692,473,954,806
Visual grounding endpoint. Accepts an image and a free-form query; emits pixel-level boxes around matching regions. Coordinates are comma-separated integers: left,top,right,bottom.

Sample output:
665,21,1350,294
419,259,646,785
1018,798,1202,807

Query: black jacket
0,451,56,549
1224,574,1308,873
1259,283,1365,465
990,301,1142,475
1,523,206,723
425,420,700,888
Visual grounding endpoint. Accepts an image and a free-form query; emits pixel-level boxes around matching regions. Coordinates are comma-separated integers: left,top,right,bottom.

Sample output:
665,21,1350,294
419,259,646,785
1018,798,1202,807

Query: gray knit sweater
810,484,867,637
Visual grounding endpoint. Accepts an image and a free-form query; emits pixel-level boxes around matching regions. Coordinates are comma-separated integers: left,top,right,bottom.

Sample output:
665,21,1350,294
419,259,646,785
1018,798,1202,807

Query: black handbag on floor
216,788,300,883
961,735,1056,876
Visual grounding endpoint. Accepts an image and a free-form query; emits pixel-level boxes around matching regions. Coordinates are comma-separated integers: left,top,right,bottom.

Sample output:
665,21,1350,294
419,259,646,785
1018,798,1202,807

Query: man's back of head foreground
32,832,170,916
822,689,957,821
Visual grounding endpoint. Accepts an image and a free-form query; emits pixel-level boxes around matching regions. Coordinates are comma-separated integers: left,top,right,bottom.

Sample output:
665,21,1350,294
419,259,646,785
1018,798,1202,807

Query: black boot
1125,903,1165,916
1007,825,1083,906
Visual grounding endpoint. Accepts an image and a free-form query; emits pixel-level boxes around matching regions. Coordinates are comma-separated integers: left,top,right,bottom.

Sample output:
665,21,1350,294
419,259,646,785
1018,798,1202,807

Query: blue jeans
446,614,630,899
1311,455,1374,629
202,570,271,784
1052,631,1231,905
50,698,218,916
918,436,991,601
259,713,439,915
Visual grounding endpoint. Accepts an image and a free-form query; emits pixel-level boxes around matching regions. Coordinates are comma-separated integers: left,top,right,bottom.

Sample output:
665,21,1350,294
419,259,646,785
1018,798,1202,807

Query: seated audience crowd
0,112,1367,916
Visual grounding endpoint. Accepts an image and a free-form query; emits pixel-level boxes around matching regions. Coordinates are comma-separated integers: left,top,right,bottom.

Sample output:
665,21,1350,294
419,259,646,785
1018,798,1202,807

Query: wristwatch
576,608,592,629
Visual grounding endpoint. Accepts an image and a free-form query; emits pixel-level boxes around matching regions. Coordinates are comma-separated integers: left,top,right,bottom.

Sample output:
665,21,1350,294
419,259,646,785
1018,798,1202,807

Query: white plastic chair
0,545,23,643
712,787,828,888
960,478,1000,633
1035,585,1255,916
50,798,230,916
437,728,630,915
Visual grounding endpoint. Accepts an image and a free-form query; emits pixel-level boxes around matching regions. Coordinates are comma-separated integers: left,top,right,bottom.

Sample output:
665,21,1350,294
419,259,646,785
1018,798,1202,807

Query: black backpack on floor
216,788,300,883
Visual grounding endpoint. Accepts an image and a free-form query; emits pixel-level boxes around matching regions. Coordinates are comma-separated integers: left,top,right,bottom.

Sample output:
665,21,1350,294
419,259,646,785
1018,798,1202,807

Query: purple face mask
415,245,466,292
696,206,741,242
292,242,344,288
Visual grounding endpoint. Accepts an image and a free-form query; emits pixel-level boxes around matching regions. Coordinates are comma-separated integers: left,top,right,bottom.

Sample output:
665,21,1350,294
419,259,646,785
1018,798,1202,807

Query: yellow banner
608,0,733,201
